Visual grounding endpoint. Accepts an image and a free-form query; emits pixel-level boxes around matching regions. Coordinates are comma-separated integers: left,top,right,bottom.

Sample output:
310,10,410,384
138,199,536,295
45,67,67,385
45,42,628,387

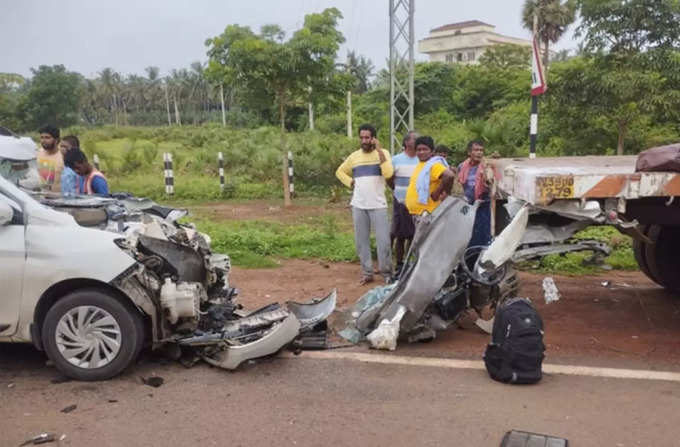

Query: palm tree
144,66,162,117
167,69,192,125
189,61,210,123
98,68,122,126
522,0,577,70
552,49,572,62
346,51,374,94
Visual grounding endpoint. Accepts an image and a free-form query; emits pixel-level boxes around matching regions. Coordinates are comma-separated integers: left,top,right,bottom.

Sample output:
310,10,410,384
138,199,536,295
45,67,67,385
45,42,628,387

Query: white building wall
419,26,531,65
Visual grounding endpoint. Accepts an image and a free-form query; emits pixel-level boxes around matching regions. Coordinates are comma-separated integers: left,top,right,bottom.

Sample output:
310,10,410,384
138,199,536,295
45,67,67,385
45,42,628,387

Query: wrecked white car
0,175,335,381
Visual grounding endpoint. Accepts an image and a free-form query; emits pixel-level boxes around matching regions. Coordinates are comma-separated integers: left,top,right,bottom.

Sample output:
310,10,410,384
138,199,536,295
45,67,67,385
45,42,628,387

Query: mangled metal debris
341,197,525,350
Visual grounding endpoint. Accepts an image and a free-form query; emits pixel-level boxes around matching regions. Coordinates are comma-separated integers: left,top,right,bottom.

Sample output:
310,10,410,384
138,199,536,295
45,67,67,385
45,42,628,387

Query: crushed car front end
39,194,336,372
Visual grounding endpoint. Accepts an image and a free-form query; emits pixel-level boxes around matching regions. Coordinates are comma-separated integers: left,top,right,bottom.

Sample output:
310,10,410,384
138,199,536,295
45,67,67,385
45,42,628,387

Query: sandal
359,275,374,286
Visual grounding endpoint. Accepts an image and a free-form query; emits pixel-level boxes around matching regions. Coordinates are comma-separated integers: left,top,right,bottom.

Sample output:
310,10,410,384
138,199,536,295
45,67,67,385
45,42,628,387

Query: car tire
41,288,144,381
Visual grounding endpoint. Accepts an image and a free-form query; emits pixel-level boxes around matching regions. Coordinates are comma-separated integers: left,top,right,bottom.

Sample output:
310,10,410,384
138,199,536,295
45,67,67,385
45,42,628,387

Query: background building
418,20,531,64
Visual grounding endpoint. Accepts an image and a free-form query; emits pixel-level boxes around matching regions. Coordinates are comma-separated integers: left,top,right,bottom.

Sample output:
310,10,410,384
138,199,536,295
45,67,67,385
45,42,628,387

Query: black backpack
484,298,545,384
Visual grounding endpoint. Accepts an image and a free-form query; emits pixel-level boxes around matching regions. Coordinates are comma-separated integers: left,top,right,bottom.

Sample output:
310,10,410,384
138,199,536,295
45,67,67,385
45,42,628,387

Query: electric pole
389,0,415,154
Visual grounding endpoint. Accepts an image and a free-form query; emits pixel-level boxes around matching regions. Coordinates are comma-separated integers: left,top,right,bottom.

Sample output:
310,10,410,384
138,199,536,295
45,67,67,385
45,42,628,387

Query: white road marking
283,350,680,382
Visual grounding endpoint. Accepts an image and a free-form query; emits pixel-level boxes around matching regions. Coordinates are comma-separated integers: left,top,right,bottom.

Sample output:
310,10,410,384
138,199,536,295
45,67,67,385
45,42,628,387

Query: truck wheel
646,225,680,293
633,225,662,286
643,225,669,289
42,289,144,381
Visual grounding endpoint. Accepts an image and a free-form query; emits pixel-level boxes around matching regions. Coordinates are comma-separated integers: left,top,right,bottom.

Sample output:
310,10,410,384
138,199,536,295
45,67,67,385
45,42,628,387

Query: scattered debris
50,376,71,385
500,430,568,447
141,376,164,388
474,317,494,334
542,277,561,304
339,283,396,344
107,399,118,403
366,305,406,351
60,404,77,414
178,349,201,368
291,320,330,350
7,383,15,388
342,198,525,350
601,280,611,288
19,433,55,446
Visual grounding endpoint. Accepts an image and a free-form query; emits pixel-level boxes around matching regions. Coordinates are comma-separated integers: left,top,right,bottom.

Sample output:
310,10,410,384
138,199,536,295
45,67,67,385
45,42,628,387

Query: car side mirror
0,200,14,226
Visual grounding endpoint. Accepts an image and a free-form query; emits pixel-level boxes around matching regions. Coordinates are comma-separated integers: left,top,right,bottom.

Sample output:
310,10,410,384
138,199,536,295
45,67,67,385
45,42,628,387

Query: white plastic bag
366,306,407,351
542,277,560,304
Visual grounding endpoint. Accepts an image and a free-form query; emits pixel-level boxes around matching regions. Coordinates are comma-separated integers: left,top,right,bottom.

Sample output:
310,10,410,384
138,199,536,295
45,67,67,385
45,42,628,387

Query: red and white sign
531,36,546,96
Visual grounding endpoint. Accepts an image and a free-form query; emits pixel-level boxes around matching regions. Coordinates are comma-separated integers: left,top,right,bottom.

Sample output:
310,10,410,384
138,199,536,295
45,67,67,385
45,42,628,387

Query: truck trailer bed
490,156,680,205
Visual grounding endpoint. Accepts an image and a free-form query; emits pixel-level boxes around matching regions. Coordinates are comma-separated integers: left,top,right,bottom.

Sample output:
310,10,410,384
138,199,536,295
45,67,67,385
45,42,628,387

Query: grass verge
519,226,638,275
193,216,357,268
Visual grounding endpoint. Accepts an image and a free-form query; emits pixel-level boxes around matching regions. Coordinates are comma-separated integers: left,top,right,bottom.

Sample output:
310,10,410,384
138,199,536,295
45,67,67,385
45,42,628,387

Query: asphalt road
1,344,678,447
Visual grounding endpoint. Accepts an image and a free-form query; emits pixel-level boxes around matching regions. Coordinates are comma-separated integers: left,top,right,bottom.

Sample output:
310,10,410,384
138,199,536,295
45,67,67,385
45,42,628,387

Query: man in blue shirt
58,135,80,196
64,149,109,196
387,131,419,273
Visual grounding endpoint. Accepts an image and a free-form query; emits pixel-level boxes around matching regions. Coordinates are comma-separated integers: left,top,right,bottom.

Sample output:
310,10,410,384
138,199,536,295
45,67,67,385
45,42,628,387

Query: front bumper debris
199,314,301,370
174,291,338,370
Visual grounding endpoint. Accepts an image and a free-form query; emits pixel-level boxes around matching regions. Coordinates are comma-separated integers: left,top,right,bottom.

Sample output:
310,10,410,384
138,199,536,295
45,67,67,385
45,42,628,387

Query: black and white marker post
530,96,538,159
218,152,225,191
530,15,546,159
287,151,294,198
163,152,174,195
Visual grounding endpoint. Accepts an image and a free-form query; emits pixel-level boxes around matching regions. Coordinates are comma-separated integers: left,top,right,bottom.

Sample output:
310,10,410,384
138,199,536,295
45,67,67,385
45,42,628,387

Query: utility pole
307,86,315,131
220,83,226,127
389,0,415,154
346,90,352,138
335,61,353,138
164,80,172,126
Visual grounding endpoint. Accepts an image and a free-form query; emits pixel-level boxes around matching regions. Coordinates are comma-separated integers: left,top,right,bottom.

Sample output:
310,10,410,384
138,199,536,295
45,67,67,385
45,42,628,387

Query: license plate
537,176,574,200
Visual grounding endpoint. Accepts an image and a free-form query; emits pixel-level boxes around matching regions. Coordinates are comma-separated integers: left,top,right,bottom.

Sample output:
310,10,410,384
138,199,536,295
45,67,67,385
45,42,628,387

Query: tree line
1,0,678,159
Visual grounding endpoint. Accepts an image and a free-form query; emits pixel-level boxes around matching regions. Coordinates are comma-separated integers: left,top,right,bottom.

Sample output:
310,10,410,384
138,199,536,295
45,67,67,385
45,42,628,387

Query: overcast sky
1,0,580,79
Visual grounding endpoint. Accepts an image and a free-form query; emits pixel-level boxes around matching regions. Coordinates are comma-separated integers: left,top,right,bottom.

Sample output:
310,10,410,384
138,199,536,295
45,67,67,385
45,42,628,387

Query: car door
0,193,25,337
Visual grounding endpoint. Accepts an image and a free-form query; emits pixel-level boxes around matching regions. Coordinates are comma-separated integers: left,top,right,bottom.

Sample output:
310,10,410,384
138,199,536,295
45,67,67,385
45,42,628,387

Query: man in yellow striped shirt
336,124,394,285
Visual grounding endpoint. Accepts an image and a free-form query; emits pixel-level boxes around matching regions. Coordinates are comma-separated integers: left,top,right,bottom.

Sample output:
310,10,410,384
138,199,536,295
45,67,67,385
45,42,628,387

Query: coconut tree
188,61,211,123
522,0,577,69
98,68,122,125
167,69,192,126
346,51,374,94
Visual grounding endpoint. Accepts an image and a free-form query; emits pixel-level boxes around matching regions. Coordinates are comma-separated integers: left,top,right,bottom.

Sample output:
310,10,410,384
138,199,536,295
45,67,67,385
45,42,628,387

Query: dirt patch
191,199,352,226
231,259,376,310
232,260,680,369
